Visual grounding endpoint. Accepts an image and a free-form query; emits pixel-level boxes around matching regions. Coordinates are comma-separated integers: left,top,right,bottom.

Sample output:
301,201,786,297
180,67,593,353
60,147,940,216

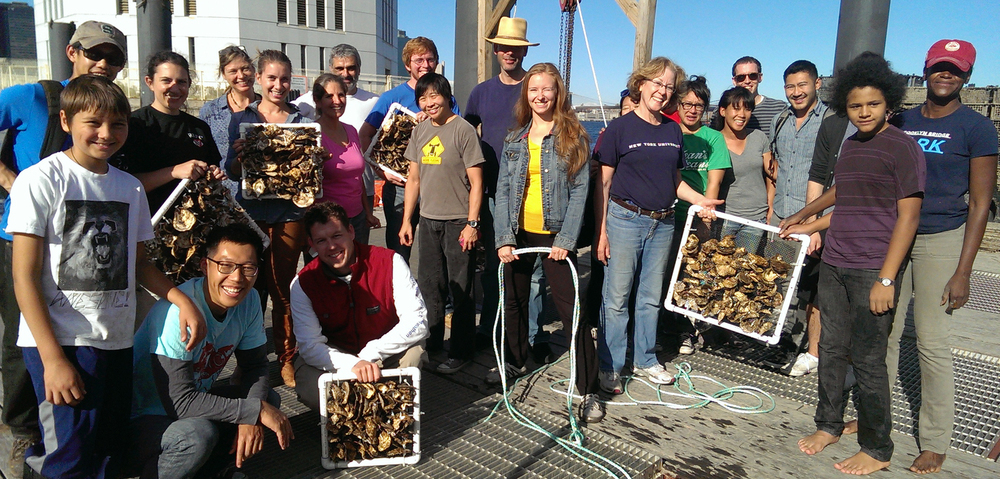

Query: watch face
880,278,892,286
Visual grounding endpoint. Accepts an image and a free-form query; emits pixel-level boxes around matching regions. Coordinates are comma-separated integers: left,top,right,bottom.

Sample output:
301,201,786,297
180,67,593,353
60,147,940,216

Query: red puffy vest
296,243,398,355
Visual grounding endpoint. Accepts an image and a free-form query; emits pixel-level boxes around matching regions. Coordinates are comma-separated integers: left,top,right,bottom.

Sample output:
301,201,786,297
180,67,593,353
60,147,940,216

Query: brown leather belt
610,197,674,220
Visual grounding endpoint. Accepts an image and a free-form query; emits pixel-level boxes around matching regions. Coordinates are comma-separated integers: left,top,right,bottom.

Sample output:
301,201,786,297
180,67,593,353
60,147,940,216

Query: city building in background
1,1,37,62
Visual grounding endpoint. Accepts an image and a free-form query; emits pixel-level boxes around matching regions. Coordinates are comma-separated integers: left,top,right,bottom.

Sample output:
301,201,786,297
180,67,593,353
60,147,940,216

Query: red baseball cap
925,39,976,72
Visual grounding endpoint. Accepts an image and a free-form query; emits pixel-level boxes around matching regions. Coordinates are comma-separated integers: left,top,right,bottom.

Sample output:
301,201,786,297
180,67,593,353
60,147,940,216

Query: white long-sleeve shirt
290,253,428,372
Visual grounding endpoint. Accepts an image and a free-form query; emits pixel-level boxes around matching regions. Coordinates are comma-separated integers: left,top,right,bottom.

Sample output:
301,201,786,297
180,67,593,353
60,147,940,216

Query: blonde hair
626,56,685,110
401,37,438,66
513,63,589,179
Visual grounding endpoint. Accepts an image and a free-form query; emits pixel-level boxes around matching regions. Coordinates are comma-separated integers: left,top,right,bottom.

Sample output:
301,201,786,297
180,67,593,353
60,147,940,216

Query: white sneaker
580,393,606,423
678,335,695,355
634,363,676,385
599,370,622,395
789,353,819,377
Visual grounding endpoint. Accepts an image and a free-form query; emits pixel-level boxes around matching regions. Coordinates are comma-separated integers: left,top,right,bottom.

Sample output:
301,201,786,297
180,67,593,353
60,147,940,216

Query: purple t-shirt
824,125,926,269
890,104,999,234
465,76,521,195
594,111,685,212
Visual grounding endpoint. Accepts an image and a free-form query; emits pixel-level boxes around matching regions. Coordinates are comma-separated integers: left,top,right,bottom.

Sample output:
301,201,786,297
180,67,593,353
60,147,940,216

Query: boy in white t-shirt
6,75,206,479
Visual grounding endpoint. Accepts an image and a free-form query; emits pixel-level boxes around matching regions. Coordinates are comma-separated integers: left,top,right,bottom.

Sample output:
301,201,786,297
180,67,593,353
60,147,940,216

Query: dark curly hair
829,52,906,115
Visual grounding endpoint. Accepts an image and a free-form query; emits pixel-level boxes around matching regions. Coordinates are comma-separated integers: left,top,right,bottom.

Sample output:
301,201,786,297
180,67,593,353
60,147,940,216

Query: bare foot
798,430,839,455
842,420,858,435
834,451,890,475
909,451,946,474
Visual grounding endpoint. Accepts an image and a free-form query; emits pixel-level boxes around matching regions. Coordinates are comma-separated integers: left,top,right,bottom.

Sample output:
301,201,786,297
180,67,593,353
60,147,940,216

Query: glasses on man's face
679,101,706,111
80,46,126,68
734,72,760,83
206,257,259,277
647,79,675,93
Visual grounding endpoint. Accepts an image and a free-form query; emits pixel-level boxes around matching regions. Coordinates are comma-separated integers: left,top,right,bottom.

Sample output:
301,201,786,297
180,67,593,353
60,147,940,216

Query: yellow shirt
520,139,551,234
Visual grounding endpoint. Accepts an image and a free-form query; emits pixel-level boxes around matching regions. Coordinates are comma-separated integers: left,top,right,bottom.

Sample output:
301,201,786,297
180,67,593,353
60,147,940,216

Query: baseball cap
70,21,127,59
925,39,975,73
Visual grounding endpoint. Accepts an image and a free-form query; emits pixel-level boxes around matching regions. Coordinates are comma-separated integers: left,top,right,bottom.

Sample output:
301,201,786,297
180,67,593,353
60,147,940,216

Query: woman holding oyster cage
225,49,314,387
312,73,380,244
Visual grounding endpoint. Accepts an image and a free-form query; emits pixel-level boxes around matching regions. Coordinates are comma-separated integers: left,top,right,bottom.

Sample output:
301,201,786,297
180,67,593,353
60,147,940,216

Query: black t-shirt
116,106,221,214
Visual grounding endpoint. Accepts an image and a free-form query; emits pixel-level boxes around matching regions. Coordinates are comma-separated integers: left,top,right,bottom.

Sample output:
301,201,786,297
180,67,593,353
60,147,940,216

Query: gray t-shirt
403,116,485,220
720,129,769,219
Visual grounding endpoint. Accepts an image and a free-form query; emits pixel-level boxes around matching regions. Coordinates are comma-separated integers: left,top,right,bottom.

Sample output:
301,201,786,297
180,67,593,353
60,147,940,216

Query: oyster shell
326,378,417,462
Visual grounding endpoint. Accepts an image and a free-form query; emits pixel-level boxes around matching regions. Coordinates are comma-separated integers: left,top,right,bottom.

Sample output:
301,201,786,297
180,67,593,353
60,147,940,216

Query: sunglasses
79,46,126,68
734,72,760,83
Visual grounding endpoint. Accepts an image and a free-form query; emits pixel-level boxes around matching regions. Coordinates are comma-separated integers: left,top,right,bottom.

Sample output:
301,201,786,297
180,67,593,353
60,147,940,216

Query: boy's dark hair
783,60,818,82
60,74,131,123
414,73,454,108
145,50,192,81
675,75,711,105
303,202,350,238
829,52,906,114
710,86,756,131
732,56,762,76
204,223,265,262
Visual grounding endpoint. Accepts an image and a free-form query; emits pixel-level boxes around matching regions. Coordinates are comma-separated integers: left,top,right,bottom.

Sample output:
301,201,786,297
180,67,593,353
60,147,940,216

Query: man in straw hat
463,17,548,382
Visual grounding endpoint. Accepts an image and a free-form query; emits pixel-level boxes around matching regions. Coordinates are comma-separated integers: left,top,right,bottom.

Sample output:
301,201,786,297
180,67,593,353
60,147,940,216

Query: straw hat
485,17,539,47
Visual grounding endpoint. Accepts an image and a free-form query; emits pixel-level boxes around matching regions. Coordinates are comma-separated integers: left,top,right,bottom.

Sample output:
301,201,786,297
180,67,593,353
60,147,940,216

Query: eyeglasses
734,72,760,83
206,257,259,277
647,79,675,93
679,101,706,111
79,46,126,68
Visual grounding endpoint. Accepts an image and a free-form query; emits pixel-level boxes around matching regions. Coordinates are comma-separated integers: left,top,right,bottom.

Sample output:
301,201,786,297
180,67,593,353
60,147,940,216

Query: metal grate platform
966,271,1000,315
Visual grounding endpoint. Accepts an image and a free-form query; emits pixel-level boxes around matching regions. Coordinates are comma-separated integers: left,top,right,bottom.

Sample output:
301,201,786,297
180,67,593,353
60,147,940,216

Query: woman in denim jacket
493,63,602,422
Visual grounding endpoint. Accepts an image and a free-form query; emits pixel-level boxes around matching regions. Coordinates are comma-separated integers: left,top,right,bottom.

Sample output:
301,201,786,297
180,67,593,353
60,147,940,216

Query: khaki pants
293,342,426,411
886,225,962,454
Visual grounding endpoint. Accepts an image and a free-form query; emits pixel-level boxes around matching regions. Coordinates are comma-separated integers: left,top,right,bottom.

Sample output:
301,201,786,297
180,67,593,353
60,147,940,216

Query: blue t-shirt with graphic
892,104,998,234
131,277,265,418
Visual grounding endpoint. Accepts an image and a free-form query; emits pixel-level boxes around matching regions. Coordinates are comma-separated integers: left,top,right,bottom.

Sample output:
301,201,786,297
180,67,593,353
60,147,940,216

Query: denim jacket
494,122,590,252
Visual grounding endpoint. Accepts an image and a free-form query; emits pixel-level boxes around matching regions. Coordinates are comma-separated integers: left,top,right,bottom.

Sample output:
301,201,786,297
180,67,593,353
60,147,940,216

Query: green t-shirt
677,126,731,220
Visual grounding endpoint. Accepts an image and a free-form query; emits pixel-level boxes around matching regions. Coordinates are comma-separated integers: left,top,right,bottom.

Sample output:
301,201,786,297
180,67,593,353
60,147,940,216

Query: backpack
0,80,68,181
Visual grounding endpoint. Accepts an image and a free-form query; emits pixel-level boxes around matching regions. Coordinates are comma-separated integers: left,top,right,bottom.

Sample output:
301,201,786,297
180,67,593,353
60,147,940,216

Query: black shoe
532,343,556,364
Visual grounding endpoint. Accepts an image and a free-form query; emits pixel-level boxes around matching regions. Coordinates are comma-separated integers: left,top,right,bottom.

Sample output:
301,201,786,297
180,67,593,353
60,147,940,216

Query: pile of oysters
240,124,325,207
672,234,792,336
368,113,417,179
326,379,417,462
146,177,260,285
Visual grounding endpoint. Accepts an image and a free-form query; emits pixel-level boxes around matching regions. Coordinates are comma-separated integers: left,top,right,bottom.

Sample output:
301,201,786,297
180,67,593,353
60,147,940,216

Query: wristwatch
876,277,894,287
467,220,480,229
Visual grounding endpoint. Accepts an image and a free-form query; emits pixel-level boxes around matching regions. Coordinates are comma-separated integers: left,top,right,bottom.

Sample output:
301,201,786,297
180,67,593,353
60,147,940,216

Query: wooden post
479,0,516,83
614,0,656,70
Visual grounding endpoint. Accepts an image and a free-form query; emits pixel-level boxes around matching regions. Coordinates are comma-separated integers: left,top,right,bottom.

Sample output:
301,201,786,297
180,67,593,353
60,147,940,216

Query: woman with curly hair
780,52,925,475
492,63,602,421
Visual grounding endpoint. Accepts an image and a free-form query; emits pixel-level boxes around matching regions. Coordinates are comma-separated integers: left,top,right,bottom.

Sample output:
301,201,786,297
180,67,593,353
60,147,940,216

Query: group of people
0,12,994,479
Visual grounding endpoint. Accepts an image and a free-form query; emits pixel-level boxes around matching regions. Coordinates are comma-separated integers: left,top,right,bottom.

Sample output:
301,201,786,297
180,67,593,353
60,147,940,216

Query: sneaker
789,352,819,377
8,429,41,479
580,393,606,423
634,363,676,385
436,358,470,374
599,370,623,395
484,362,528,385
678,335,696,355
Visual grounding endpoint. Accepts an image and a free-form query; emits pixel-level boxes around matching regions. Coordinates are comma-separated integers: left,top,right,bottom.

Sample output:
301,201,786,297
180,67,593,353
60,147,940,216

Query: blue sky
400,0,1000,107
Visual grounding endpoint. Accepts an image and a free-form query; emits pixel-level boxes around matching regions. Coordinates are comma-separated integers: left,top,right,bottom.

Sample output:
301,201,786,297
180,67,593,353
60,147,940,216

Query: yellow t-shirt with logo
520,140,551,234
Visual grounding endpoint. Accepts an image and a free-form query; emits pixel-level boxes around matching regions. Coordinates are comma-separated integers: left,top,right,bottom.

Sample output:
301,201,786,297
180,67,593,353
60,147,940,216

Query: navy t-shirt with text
891,105,998,234
594,111,685,212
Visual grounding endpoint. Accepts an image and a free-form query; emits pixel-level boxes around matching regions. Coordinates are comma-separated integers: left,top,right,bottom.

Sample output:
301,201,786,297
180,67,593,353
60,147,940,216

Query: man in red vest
290,202,428,410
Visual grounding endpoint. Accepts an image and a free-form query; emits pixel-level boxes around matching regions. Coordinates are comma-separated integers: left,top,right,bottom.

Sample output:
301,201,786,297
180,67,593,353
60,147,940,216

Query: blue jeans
815,262,897,463
599,200,674,373
382,183,415,262
720,216,766,254
527,256,548,346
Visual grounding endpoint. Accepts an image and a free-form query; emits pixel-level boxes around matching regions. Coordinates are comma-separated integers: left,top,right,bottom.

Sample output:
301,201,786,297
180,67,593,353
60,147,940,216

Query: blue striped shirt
770,101,829,218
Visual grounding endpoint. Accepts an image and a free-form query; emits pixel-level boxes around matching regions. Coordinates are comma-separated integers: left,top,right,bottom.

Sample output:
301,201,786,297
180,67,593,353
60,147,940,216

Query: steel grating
965,271,1000,315
688,333,1000,458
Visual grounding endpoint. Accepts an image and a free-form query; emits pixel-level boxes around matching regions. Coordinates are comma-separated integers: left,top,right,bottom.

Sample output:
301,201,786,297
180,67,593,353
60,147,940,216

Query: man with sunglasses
290,202,428,411
128,224,293,478
726,56,787,140
0,20,127,477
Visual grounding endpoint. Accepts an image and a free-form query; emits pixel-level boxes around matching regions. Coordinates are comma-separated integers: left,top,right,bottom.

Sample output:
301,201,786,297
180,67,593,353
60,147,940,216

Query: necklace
228,90,250,111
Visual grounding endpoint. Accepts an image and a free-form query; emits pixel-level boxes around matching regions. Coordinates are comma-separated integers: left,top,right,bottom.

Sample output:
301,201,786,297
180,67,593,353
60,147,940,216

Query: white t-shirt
6,152,154,349
293,88,380,195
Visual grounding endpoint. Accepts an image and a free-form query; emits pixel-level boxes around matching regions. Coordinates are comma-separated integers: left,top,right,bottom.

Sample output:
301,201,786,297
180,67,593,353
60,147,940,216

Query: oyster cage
664,205,810,345
148,177,270,285
319,367,421,469
363,102,417,183
238,123,324,206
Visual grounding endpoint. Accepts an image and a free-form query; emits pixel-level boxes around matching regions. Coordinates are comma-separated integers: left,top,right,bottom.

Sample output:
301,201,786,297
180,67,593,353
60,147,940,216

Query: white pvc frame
362,102,418,184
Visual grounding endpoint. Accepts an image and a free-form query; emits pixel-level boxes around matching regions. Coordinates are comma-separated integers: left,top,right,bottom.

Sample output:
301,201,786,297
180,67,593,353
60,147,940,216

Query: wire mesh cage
363,102,417,183
664,205,810,345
